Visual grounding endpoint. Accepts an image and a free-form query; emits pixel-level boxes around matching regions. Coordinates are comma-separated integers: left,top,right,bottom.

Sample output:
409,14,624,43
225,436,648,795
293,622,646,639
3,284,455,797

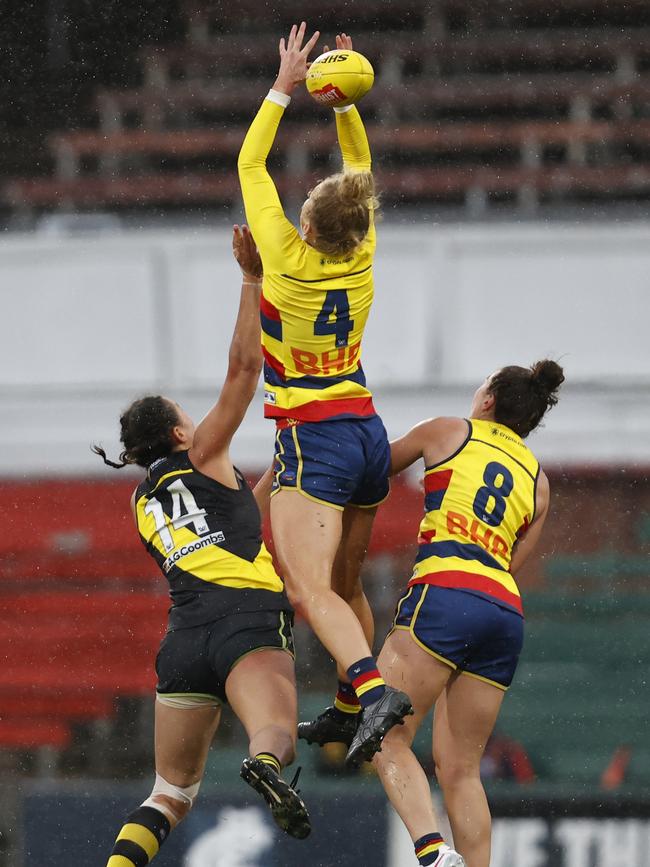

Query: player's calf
106,773,200,866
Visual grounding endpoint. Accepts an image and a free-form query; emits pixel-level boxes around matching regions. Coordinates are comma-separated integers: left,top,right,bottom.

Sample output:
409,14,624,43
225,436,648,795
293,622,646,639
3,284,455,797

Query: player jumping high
238,24,412,767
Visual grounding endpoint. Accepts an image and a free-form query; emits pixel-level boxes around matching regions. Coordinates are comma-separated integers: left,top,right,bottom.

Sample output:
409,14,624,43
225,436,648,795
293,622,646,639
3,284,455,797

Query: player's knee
434,755,479,790
141,773,201,826
283,580,325,618
381,723,415,753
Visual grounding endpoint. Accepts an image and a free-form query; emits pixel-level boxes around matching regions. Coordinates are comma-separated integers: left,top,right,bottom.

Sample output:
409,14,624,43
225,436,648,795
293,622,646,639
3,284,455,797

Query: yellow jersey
135,451,285,629
409,419,540,615
238,95,376,422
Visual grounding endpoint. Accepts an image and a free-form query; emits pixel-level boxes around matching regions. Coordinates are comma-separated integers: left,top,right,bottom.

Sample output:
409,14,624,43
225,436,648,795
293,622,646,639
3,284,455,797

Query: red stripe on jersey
516,515,531,538
262,346,286,378
264,396,376,422
408,570,523,614
425,469,453,493
260,292,281,322
418,529,437,544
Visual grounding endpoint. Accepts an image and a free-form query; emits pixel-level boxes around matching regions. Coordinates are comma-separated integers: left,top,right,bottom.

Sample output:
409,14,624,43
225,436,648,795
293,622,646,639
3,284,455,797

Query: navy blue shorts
271,415,390,510
392,584,524,689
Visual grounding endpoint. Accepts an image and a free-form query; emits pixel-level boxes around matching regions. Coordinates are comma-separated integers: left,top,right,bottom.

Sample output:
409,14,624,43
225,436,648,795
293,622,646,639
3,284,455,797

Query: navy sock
414,832,445,865
347,657,386,708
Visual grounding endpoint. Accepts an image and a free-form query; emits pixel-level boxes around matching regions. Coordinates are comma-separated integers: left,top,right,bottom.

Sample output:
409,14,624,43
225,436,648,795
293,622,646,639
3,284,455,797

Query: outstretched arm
189,226,263,471
328,33,372,173
390,417,469,476
237,22,320,268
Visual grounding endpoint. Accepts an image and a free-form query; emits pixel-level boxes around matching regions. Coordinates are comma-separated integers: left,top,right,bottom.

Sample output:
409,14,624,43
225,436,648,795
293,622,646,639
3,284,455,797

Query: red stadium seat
0,720,71,749
0,592,167,705
0,692,115,720
0,480,158,583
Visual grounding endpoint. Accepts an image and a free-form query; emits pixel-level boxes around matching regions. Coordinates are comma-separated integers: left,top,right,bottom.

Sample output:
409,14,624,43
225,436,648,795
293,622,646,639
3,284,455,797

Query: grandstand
4,0,650,221
2,2,650,866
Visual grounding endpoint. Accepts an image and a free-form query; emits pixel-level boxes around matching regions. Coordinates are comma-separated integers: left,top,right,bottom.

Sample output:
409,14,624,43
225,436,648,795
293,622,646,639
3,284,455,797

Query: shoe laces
289,766,302,793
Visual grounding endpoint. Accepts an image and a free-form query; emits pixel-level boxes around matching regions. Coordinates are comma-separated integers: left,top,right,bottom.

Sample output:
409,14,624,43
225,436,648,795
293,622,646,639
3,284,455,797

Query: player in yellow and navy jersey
238,24,412,768
95,227,310,867
371,360,565,867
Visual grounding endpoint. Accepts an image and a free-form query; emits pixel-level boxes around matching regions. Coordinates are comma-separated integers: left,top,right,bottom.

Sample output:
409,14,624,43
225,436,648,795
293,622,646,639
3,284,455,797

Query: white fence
2,223,649,474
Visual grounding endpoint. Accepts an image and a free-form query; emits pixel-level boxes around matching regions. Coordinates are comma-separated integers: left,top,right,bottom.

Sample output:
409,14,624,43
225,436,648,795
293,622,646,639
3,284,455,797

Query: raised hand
274,22,321,96
323,32,354,53
232,224,262,281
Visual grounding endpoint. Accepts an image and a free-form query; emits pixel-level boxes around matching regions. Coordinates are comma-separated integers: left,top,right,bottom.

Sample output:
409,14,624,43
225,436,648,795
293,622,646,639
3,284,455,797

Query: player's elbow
228,354,263,381
237,147,261,175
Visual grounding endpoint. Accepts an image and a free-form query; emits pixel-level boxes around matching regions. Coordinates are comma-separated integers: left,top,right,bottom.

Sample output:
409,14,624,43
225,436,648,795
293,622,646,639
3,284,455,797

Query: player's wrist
271,76,296,98
241,273,262,286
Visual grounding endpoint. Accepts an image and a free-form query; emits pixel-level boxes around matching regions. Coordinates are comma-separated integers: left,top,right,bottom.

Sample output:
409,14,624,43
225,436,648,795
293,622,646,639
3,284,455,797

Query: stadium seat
5,0,650,216
0,720,71,750
95,75,650,130
0,693,115,720
0,592,166,704
49,120,650,179
0,479,157,583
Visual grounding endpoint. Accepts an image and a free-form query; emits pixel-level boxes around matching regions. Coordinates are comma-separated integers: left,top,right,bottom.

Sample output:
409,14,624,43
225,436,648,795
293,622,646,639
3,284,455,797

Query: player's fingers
279,37,286,56
287,24,297,49
295,21,307,48
322,44,329,53
303,29,320,56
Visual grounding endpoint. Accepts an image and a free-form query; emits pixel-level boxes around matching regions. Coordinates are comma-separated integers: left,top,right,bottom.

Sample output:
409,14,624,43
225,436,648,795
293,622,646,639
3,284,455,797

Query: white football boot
433,847,466,867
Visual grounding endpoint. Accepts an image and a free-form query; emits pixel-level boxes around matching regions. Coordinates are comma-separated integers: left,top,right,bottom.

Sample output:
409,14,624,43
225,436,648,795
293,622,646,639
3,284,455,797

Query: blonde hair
307,171,378,258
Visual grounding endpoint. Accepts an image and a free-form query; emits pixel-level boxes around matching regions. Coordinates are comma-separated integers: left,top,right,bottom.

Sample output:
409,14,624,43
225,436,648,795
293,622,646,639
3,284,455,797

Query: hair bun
531,360,565,402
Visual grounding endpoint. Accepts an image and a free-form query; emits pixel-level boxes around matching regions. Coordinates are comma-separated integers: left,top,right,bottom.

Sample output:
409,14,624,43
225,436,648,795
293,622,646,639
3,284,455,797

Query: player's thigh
433,673,505,778
270,489,343,587
377,629,453,745
332,504,377,599
226,648,297,738
154,699,221,785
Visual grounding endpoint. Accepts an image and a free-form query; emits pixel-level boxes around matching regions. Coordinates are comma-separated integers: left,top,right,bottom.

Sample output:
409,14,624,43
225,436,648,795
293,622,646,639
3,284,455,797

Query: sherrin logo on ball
306,49,374,107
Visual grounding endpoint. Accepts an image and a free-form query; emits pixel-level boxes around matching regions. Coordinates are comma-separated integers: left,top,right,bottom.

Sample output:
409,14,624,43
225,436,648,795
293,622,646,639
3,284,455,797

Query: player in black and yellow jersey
370,360,564,867
238,24,412,769
95,227,310,867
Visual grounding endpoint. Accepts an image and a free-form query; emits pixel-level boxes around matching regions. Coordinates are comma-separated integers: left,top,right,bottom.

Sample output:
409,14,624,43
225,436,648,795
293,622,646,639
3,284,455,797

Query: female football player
373,360,565,867
96,227,310,867
238,24,411,768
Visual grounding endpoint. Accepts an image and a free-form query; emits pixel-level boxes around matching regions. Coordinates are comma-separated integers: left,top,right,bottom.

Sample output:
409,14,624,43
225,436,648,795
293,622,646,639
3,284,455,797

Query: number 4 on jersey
314,290,354,347
144,478,209,553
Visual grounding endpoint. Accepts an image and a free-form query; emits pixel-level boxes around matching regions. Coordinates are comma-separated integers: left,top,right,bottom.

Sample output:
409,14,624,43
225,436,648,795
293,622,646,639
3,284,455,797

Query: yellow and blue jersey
238,96,376,423
135,450,285,629
409,419,540,615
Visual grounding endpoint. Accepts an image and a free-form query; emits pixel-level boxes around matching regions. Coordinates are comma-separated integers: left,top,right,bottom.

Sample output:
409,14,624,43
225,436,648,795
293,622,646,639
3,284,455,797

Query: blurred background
1,1,650,865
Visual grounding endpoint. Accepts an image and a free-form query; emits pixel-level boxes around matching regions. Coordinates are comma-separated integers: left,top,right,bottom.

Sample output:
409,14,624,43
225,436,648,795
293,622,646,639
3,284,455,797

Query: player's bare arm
390,417,469,475
189,225,263,475
252,465,274,521
509,469,550,574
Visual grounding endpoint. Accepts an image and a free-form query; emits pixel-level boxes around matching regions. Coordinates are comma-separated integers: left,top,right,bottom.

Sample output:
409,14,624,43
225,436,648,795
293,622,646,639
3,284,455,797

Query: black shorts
156,608,295,704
